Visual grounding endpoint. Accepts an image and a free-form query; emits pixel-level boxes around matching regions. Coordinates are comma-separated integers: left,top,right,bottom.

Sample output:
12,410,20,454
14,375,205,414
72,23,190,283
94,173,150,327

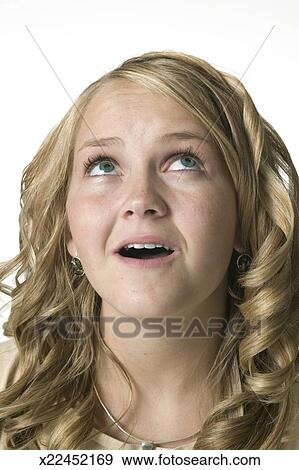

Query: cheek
183,188,237,266
66,190,113,242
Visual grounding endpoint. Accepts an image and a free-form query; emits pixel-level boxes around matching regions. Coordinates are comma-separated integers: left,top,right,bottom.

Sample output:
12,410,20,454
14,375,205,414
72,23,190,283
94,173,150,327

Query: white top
0,337,298,450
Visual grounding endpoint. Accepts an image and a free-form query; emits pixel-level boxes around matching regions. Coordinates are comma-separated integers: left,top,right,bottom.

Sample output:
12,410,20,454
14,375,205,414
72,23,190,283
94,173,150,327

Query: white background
0,0,298,341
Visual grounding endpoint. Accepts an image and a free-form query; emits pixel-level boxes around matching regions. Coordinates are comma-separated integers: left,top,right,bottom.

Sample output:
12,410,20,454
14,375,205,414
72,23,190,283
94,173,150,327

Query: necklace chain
92,380,199,450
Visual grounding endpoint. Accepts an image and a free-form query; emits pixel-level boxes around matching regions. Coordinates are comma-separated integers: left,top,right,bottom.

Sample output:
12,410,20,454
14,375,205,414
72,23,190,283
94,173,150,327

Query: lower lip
114,250,180,269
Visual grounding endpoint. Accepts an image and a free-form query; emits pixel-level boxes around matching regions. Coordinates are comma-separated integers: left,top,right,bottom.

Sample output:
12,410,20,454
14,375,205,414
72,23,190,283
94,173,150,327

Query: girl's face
66,80,242,319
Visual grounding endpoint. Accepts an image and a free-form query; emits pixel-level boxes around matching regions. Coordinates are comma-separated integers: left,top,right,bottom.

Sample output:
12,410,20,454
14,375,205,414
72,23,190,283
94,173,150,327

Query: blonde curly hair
0,50,298,449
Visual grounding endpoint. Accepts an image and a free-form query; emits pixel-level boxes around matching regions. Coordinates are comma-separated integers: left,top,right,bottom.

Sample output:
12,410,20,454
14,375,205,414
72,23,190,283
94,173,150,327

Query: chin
121,298,184,318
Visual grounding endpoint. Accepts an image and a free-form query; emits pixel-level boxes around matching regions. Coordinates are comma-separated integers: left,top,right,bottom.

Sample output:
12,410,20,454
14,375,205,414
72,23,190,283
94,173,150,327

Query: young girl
0,50,298,450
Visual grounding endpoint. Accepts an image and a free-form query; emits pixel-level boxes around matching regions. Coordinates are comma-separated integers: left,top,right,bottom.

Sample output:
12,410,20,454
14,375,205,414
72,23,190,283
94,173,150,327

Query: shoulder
0,337,19,393
0,336,18,359
280,374,299,449
0,337,18,354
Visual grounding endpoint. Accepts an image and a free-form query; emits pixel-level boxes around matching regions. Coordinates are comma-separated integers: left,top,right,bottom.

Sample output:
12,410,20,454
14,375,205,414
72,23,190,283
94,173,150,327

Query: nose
121,172,168,220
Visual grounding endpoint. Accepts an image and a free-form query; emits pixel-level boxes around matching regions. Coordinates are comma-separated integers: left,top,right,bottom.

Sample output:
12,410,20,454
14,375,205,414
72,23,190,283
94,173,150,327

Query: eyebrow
78,130,210,153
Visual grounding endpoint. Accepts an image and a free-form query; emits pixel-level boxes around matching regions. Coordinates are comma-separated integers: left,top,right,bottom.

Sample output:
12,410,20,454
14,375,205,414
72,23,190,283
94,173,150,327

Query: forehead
75,80,209,145
86,79,193,116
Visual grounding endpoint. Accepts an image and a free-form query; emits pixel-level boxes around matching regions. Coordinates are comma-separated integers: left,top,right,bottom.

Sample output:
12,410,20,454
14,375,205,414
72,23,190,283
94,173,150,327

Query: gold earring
236,253,252,273
70,256,85,277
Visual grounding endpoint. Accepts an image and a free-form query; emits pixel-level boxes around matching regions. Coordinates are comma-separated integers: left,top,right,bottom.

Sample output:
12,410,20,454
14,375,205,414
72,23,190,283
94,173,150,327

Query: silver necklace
92,381,199,450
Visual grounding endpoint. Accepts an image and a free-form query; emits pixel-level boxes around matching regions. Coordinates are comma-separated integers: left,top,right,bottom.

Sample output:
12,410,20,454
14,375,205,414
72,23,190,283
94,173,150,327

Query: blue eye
83,146,205,177
169,155,200,172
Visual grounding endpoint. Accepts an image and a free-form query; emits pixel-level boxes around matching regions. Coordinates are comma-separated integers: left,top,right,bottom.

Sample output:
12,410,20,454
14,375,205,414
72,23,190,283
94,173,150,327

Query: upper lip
114,235,178,253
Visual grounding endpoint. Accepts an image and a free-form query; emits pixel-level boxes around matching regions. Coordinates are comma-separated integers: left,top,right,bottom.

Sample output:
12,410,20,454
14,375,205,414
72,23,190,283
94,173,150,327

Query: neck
93,280,229,443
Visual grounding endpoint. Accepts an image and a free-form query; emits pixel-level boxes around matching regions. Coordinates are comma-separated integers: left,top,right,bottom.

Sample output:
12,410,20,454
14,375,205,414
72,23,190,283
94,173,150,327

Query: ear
233,224,243,253
66,238,78,258
65,222,78,258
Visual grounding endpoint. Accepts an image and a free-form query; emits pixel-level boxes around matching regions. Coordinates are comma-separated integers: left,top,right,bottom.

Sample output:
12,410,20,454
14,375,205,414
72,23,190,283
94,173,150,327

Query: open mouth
118,246,175,259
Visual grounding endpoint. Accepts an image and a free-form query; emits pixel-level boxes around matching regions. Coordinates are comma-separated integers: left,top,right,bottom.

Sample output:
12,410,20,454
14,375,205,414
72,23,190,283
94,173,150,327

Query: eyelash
83,145,206,176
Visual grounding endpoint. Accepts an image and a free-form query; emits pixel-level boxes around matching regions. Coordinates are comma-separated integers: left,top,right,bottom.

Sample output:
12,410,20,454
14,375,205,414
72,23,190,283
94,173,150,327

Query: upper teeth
124,243,171,250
